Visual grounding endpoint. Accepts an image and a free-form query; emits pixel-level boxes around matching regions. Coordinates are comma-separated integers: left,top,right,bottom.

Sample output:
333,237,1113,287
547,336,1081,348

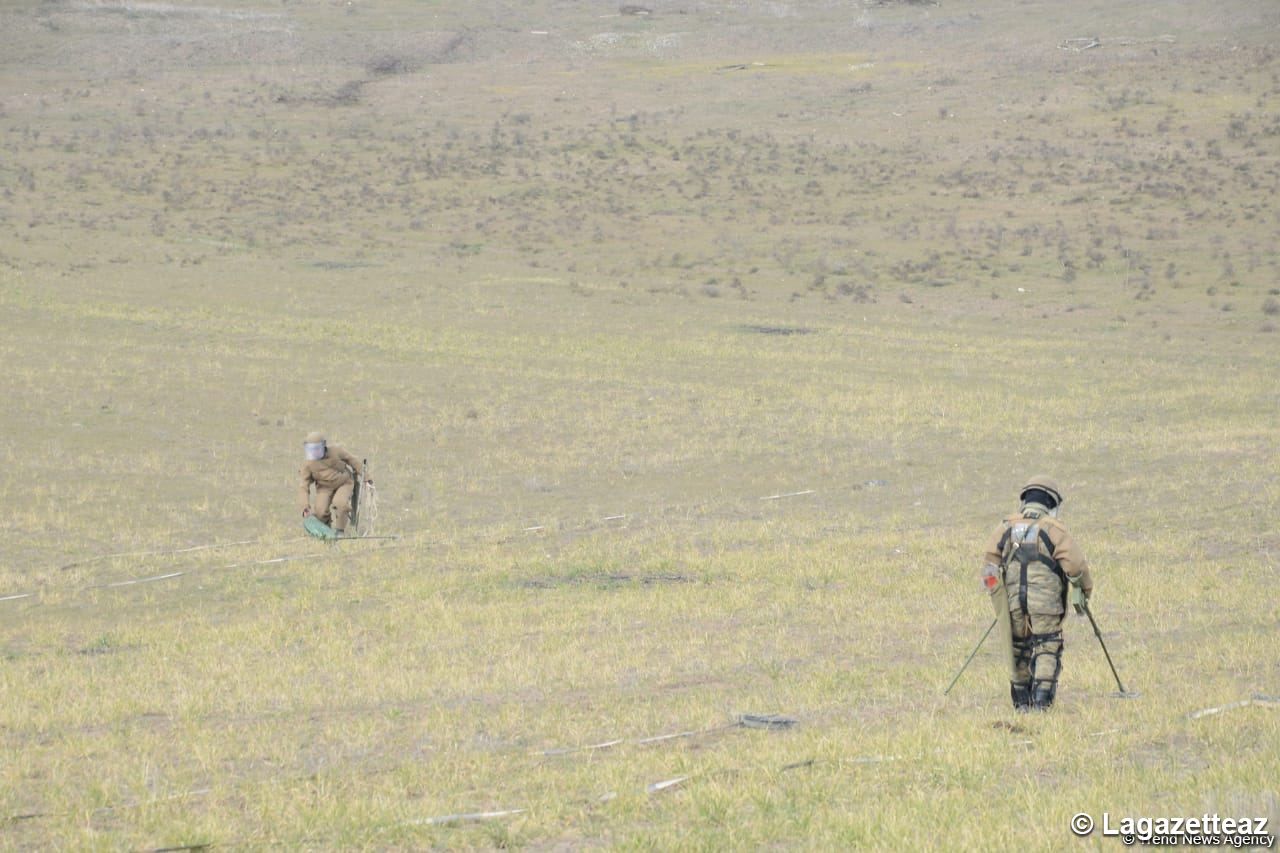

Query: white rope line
3,476,897,604
5,544,404,603
1187,694,1280,720
3,715,772,829
0,491,806,603
57,539,271,571
536,728,720,757
10,692,1260,836
211,549,406,572
534,715,788,757
645,776,689,794
100,551,367,584
404,808,527,827
3,787,211,824
358,479,379,537
100,571,186,589
760,489,815,501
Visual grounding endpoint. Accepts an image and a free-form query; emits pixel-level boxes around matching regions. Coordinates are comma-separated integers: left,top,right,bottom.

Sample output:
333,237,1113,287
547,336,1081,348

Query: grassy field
2,0,1278,848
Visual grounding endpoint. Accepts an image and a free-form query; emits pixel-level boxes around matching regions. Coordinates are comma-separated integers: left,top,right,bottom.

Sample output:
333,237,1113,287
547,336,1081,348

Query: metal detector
943,617,998,695
1082,602,1140,699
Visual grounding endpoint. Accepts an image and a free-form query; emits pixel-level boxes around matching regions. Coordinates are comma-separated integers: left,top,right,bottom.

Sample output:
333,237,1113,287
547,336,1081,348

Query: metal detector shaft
350,457,366,532
944,617,998,695
1083,602,1129,694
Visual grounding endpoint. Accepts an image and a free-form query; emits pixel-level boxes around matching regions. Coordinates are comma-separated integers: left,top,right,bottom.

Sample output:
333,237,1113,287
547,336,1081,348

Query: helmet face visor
304,441,326,461
1020,487,1059,510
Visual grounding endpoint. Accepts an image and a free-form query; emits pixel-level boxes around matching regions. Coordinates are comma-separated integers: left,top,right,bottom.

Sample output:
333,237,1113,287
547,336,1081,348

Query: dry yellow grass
2,0,1278,848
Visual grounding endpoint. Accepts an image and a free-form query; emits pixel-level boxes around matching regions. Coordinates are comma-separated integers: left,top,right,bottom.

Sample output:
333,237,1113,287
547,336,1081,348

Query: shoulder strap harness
997,519,1066,614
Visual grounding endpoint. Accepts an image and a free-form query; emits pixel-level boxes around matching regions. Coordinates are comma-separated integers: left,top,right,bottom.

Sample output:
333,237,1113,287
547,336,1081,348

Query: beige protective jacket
298,446,364,511
982,510,1093,615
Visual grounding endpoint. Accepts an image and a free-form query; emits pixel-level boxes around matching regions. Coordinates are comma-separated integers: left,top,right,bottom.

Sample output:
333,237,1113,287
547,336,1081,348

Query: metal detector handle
348,457,366,533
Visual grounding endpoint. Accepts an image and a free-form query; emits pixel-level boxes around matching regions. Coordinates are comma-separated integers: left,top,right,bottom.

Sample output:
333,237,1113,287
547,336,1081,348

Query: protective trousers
1010,610,1063,711
313,481,355,531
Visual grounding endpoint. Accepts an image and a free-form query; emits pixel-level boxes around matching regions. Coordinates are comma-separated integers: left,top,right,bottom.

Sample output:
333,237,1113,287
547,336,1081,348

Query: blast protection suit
299,440,365,534
980,478,1092,711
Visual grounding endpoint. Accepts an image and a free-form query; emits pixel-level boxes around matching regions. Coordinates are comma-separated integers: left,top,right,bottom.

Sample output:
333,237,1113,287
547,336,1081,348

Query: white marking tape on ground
58,539,266,571
635,729,706,745
760,489,815,501
104,571,186,588
406,808,526,826
1188,695,1280,720
537,720,745,756
4,552,357,602
538,738,625,756
645,776,689,794
5,787,212,824
5,479,874,606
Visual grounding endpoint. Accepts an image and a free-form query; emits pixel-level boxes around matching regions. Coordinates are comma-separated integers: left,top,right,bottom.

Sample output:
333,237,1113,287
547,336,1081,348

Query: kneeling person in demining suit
980,477,1093,711
299,431,368,537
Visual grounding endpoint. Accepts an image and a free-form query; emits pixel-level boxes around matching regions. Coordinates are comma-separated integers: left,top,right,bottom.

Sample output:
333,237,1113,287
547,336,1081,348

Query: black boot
1031,680,1056,711
1010,682,1032,712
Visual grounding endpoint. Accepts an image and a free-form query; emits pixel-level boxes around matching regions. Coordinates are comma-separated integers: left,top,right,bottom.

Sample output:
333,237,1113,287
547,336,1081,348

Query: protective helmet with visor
303,431,327,461
1019,475,1063,517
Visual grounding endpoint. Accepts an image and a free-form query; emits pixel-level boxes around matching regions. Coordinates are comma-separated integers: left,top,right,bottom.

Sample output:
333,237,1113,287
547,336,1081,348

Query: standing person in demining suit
299,431,368,538
980,477,1093,711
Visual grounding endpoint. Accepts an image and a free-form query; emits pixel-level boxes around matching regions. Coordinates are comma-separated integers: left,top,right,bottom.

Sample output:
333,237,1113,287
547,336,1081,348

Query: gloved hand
1070,584,1090,615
